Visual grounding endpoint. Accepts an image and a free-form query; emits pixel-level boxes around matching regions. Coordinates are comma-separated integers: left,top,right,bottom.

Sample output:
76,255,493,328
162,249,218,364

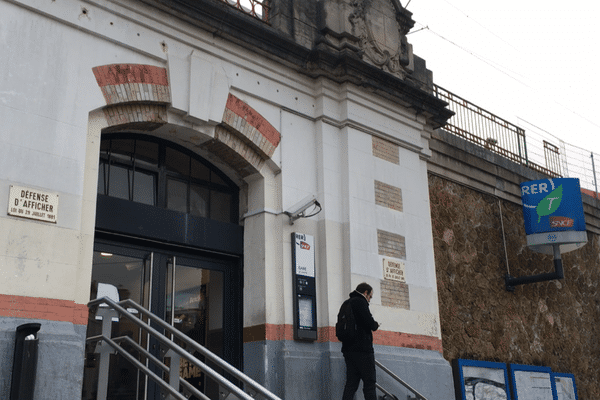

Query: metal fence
434,84,600,198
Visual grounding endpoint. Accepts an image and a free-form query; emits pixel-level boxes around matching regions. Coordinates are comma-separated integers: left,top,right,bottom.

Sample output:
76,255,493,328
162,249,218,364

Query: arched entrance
85,62,282,399
83,134,243,400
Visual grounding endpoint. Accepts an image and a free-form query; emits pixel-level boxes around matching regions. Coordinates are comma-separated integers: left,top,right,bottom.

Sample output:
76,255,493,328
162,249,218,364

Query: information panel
291,232,317,340
509,364,557,400
454,359,510,400
553,373,578,400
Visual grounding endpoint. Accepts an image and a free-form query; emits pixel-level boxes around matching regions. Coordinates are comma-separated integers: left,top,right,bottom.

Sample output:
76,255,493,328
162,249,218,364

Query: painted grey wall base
0,317,87,400
244,341,454,400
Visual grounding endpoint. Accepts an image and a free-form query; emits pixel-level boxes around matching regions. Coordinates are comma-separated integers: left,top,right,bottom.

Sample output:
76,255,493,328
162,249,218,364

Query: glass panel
298,297,314,329
133,170,156,206
108,165,130,200
100,139,110,155
83,251,148,400
134,140,159,168
211,171,226,186
167,178,188,213
191,159,210,181
210,191,231,223
111,139,135,157
190,184,209,218
166,147,190,176
98,162,106,195
166,263,223,399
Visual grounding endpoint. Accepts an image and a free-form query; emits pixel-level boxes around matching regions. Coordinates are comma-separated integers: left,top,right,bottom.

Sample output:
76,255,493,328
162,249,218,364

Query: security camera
284,195,322,224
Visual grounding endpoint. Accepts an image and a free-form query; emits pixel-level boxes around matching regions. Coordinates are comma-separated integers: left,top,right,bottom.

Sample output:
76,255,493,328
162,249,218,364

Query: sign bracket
505,244,563,292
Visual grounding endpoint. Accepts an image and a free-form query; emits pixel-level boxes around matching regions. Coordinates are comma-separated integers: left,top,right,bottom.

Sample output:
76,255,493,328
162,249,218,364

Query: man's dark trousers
342,351,377,400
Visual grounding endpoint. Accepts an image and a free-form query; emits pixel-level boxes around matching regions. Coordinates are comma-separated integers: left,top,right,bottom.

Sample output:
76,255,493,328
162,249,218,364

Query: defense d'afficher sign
8,185,58,223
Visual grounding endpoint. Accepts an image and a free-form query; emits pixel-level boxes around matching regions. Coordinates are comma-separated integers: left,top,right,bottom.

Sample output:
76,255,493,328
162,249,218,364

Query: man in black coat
341,282,380,400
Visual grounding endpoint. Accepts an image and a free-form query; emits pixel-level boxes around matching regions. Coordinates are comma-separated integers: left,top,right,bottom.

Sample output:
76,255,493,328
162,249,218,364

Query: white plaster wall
0,0,161,303
2,0,443,339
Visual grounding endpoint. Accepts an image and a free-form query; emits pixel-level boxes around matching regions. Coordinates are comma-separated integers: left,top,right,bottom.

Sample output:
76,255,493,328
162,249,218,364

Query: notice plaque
8,185,58,223
383,258,406,283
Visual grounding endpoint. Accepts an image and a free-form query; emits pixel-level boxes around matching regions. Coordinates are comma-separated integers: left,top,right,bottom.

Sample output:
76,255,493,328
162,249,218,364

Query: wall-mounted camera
284,195,322,225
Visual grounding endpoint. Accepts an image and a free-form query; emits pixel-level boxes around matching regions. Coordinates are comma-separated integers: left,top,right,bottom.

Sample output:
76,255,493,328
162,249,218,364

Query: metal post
591,153,598,199
165,349,181,400
95,307,118,400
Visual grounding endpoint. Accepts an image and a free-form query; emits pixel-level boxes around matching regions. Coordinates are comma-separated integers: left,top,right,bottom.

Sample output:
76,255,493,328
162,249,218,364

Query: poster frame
453,358,511,400
552,372,578,400
509,363,558,400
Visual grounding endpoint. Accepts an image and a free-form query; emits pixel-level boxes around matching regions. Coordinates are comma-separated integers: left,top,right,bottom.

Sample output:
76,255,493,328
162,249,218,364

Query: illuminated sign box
520,178,586,255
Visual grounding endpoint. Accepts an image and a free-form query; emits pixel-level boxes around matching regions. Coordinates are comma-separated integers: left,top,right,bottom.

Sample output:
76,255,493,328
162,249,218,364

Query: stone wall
429,129,600,399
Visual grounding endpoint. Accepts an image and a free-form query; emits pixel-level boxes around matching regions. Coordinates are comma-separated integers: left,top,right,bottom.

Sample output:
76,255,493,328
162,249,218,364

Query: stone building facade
0,0,455,399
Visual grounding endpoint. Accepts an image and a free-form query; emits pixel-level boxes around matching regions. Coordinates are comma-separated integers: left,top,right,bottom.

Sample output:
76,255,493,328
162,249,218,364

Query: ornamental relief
349,0,414,78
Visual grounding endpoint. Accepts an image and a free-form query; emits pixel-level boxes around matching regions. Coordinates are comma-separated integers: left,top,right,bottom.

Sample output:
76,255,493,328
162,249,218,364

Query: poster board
454,359,511,400
509,364,558,400
552,373,578,400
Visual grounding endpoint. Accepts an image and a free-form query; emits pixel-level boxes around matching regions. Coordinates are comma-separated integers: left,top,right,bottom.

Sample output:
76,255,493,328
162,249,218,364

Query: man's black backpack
336,299,357,343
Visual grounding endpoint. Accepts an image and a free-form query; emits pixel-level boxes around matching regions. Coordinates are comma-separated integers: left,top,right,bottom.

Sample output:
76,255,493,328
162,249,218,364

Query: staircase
376,360,428,400
86,296,281,400
87,297,427,400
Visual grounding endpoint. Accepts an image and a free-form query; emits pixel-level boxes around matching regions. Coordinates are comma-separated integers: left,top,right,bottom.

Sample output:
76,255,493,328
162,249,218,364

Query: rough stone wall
429,173,600,399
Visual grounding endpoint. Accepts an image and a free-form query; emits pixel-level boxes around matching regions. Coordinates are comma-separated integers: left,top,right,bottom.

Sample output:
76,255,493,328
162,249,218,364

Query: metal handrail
88,296,282,400
376,382,399,400
90,334,188,400
109,335,211,400
376,360,428,400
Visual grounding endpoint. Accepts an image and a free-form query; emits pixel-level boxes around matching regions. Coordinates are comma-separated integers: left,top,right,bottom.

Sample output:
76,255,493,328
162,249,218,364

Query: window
221,0,268,21
98,135,238,223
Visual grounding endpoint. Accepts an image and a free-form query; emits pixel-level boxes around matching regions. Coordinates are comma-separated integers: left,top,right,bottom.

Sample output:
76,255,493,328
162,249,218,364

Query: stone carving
349,0,415,78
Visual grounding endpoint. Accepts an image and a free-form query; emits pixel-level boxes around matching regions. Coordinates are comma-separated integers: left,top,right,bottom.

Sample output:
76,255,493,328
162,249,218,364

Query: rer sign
520,178,587,254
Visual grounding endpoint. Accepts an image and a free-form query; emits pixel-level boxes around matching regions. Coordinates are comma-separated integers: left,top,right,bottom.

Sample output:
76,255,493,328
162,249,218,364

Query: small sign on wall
293,233,315,278
383,258,405,283
8,185,58,223
292,232,317,340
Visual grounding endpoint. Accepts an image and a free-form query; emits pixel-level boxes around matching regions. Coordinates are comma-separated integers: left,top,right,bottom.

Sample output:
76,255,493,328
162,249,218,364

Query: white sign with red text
293,233,315,277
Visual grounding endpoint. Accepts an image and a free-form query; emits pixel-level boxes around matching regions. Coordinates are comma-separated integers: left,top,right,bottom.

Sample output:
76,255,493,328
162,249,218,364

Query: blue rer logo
521,179,563,223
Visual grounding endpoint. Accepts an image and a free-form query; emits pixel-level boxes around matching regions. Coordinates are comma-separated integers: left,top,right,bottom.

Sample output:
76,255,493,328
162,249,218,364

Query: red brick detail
0,294,88,326
225,94,281,147
92,64,168,87
373,330,443,353
244,324,442,353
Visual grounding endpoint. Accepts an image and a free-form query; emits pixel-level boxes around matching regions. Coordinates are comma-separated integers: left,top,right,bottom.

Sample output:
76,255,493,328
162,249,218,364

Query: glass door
83,243,240,400
165,257,224,400
83,250,152,400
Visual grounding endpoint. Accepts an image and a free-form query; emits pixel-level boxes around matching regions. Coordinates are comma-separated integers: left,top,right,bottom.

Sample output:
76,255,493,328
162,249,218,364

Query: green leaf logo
536,184,563,223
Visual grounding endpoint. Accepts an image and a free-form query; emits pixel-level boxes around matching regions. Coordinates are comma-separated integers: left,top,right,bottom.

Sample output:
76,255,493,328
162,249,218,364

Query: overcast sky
406,0,600,160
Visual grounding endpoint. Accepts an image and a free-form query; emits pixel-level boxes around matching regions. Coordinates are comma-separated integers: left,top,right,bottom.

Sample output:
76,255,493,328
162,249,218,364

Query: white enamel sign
8,185,58,223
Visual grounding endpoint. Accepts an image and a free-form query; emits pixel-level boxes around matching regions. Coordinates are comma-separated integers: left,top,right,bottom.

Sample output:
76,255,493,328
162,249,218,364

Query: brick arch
92,64,170,131
203,94,281,177
92,64,281,177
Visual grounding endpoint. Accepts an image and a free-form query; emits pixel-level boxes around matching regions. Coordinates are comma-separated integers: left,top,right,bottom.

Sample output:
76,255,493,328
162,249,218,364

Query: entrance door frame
93,234,243,364
92,234,243,399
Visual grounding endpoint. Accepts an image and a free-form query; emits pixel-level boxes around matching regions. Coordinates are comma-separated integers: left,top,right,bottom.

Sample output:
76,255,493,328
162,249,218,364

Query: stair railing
376,359,428,400
87,296,282,400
